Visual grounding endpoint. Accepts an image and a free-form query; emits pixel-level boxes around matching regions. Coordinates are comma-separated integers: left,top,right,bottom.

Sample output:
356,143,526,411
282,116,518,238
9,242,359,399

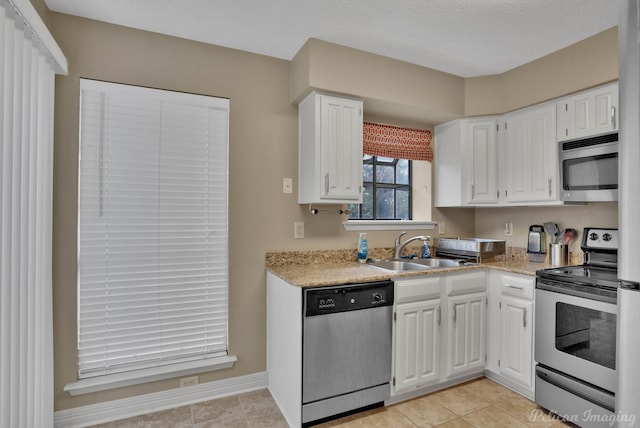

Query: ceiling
44,0,618,78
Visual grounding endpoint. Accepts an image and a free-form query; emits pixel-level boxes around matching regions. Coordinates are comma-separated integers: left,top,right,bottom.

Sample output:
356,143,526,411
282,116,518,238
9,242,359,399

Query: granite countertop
266,247,565,288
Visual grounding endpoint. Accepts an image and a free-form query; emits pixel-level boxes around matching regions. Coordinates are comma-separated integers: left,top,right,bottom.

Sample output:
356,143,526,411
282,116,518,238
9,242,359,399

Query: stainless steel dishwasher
302,280,393,425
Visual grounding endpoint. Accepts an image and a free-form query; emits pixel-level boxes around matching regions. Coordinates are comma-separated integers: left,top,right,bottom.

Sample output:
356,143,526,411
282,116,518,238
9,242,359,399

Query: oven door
535,286,617,392
559,136,618,202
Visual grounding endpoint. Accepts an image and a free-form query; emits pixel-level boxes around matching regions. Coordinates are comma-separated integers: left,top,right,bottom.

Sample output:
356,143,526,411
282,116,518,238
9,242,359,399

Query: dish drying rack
434,237,506,263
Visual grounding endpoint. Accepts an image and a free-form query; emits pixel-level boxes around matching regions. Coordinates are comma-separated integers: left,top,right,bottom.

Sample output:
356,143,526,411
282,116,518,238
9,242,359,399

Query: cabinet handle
437,305,441,326
506,284,524,291
452,305,456,325
470,182,475,199
324,173,329,195
548,176,552,197
523,308,527,328
611,106,617,129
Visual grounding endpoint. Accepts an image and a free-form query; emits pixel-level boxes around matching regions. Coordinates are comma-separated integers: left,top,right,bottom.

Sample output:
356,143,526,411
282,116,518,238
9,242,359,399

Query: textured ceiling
44,0,618,78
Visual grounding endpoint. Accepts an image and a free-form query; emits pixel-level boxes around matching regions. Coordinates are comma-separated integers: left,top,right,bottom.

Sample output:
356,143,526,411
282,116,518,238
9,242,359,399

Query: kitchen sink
367,260,432,272
367,258,462,272
411,258,461,268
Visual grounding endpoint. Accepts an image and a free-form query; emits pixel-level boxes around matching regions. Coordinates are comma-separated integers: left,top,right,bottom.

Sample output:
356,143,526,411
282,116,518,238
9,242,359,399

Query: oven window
555,302,616,370
562,153,618,191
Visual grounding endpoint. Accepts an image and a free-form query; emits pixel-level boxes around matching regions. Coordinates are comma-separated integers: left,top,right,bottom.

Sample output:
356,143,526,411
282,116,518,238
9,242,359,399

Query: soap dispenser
357,233,368,263
422,238,431,259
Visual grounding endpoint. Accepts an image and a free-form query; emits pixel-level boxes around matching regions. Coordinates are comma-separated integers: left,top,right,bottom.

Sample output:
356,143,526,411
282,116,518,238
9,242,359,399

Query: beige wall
47,8,618,412
291,38,466,124
465,27,619,116
50,13,303,410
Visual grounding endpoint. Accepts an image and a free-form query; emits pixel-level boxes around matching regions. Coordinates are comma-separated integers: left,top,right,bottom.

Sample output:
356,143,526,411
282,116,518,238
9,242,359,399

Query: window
349,155,412,220
76,79,230,382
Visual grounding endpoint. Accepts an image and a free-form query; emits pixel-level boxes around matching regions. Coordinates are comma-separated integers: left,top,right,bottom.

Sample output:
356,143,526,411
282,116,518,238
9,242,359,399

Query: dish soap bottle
357,233,368,264
422,239,431,259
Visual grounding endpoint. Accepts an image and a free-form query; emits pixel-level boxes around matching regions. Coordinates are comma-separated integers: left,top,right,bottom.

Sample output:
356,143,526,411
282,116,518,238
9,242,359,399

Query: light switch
504,222,513,236
294,221,305,239
438,221,446,235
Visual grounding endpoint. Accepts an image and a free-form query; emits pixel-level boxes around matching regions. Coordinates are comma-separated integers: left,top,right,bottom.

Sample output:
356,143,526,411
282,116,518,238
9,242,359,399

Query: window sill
343,220,438,231
63,355,237,396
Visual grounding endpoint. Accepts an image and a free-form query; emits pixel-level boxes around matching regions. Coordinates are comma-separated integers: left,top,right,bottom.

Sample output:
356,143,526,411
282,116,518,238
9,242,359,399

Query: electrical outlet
504,222,513,236
180,376,198,388
282,178,293,194
294,221,305,239
438,221,446,235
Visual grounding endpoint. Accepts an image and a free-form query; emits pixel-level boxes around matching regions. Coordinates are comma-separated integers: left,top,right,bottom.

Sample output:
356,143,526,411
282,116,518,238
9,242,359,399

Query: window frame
350,155,413,220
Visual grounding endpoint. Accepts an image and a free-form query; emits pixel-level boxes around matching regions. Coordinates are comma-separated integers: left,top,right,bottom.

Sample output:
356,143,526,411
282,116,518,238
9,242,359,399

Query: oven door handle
536,278,617,304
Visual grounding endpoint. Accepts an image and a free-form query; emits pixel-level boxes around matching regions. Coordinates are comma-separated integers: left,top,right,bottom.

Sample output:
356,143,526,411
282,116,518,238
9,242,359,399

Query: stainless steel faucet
394,231,430,259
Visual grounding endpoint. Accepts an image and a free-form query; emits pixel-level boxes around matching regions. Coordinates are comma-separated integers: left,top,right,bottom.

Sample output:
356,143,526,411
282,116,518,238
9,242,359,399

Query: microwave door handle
611,106,617,129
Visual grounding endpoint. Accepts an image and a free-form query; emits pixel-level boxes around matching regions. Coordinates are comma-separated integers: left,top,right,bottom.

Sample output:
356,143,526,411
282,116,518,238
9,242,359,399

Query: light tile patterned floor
90,377,574,428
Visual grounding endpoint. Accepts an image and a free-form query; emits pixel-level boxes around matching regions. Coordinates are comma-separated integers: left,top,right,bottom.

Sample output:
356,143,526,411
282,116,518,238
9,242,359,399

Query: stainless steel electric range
534,228,618,426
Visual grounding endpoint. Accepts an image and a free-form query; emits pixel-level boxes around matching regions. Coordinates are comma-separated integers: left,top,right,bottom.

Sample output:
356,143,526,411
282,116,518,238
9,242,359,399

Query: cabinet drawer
395,276,441,304
446,271,486,296
500,273,534,300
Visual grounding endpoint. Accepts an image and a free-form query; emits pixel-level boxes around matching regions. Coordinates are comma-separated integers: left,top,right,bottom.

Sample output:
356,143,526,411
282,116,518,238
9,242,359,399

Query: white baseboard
54,371,268,428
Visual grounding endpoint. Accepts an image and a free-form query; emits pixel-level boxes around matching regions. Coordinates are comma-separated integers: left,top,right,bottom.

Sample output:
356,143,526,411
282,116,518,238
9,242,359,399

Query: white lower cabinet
486,271,535,398
446,292,486,378
499,295,533,387
392,271,486,397
394,299,441,391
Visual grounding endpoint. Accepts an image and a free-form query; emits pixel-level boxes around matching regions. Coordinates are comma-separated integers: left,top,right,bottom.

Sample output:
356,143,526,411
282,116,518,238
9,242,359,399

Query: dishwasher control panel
304,280,394,317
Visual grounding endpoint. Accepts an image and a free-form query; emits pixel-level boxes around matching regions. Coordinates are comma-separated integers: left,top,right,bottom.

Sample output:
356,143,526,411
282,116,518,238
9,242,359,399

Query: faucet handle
395,231,407,246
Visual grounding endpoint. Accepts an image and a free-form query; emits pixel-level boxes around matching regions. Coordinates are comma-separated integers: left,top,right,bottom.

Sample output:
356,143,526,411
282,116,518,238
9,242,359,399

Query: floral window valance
363,121,433,162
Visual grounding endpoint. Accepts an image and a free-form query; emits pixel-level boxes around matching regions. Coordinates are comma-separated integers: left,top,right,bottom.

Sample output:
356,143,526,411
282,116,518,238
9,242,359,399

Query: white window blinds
77,79,229,378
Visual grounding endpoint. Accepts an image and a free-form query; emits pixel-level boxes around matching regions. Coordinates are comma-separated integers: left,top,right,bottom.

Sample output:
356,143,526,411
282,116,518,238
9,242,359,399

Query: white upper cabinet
298,91,363,204
435,117,498,207
504,103,557,203
468,120,499,204
556,82,619,141
435,82,618,207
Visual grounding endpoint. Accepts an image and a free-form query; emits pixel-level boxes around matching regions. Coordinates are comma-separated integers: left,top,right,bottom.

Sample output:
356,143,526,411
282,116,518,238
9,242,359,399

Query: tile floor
90,377,574,428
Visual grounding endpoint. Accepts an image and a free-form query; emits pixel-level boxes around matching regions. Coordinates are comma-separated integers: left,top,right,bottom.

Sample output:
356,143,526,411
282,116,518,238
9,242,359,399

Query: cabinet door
505,103,557,202
320,95,363,201
446,292,486,378
466,119,498,204
558,82,618,141
394,299,441,393
499,296,534,388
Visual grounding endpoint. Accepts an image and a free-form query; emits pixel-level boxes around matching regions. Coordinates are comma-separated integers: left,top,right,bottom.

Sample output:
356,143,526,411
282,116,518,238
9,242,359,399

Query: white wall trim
343,220,437,231
54,371,268,428
64,355,237,396
11,0,68,73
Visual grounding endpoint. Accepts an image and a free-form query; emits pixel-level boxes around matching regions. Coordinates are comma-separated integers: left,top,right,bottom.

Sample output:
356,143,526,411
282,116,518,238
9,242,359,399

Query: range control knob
589,232,599,241
603,233,612,242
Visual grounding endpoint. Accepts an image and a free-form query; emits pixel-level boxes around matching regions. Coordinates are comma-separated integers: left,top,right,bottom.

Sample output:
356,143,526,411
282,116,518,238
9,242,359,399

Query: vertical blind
0,0,67,427
77,79,229,378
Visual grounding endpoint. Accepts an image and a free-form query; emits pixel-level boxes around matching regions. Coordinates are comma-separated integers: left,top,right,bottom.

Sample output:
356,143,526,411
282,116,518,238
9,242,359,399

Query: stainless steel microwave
559,132,618,202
